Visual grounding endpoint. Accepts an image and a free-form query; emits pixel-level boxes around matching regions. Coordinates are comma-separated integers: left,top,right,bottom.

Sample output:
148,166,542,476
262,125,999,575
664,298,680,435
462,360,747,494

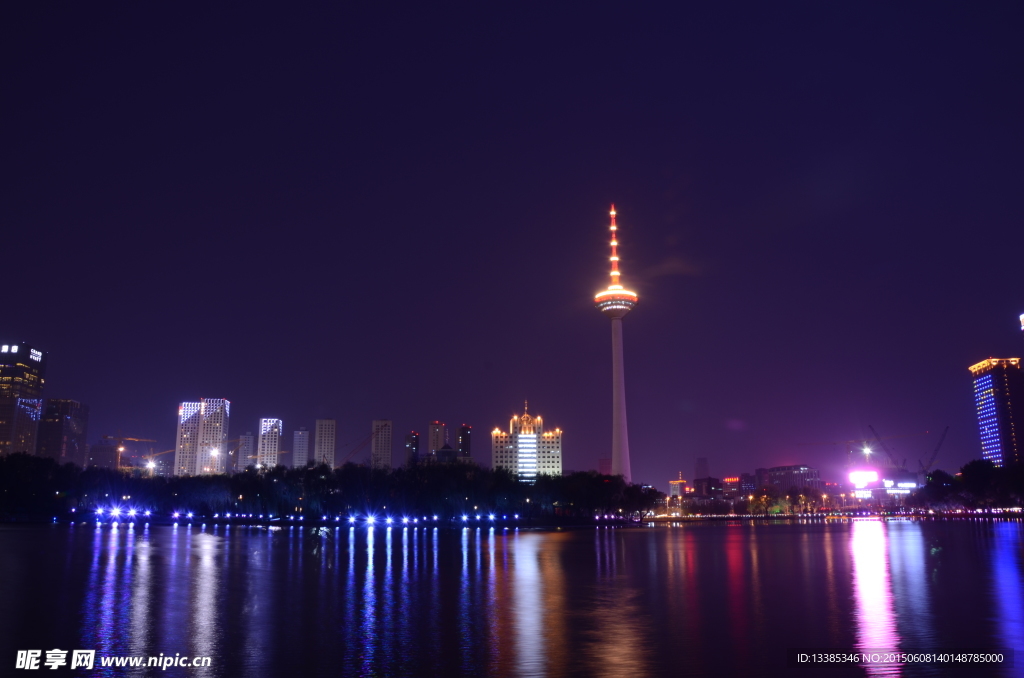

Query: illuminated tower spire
594,204,638,483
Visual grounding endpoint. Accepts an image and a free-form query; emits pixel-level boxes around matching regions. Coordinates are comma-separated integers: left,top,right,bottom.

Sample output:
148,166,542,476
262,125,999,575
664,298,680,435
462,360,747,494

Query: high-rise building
491,404,562,482
755,468,770,492
371,420,393,469
34,400,82,464
236,432,255,472
695,457,710,481
428,421,447,457
257,418,282,469
668,474,688,499
36,399,89,466
969,358,1024,467
0,341,48,456
405,431,420,465
173,398,230,476
458,424,472,460
314,419,336,467
767,465,822,492
293,427,309,469
723,477,740,498
739,473,756,494
594,205,638,484
87,439,119,469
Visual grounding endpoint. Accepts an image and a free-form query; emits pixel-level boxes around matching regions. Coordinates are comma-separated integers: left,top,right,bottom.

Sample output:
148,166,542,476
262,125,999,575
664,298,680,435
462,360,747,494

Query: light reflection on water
2,520,1022,677
851,520,901,676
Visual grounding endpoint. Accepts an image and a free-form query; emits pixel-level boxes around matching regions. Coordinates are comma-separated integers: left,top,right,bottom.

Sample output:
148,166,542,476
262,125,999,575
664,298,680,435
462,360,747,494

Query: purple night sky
4,4,1023,487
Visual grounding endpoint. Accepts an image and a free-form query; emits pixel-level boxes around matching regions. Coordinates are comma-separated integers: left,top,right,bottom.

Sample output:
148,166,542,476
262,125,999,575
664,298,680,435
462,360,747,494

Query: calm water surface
0,520,1021,677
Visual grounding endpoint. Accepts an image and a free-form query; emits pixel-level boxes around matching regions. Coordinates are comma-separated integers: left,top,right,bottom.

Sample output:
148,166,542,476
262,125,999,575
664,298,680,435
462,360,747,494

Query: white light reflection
512,533,545,676
851,520,902,677
128,530,151,656
887,523,934,650
190,535,219,661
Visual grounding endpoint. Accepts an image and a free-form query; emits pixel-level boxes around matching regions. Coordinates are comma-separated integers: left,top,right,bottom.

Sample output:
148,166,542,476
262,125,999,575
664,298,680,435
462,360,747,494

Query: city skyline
5,4,1024,487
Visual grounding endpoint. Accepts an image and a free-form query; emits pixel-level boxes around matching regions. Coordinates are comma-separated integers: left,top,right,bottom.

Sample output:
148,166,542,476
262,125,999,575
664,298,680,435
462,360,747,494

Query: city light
849,471,879,489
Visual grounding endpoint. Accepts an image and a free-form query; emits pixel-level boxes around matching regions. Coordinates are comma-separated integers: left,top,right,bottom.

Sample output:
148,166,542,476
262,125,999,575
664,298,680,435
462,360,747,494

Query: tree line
0,453,662,522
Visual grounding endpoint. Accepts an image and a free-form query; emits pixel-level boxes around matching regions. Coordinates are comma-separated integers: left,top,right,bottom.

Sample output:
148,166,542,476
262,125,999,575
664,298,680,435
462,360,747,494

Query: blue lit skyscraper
969,358,1024,467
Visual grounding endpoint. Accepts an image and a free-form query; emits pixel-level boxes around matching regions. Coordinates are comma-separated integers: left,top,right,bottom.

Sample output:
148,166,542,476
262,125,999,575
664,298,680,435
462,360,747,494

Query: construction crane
336,427,386,466
867,425,905,469
799,431,929,469
102,433,158,470
918,426,949,474
141,449,175,475
798,431,929,448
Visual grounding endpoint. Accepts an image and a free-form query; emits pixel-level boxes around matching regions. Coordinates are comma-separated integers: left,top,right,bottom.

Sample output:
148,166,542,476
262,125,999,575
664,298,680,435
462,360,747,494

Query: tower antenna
594,205,639,484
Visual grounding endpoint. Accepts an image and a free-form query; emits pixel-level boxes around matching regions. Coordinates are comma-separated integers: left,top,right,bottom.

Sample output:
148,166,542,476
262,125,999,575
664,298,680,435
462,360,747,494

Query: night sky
5,4,1023,487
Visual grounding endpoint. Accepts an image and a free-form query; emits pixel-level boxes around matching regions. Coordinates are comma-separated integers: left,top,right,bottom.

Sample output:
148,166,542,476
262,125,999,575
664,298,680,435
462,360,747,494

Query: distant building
257,418,283,469
739,473,756,494
36,399,89,466
371,420,393,469
969,358,1024,467
435,443,458,464
491,405,562,482
767,465,822,492
173,398,230,476
598,458,612,475
314,419,336,467
693,477,723,498
236,432,255,472
755,468,770,491
695,457,710,481
0,341,47,456
723,477,740,498
404,432,420,465
87,439,119,470
428,421,447,456
668,478,688,499
457,424,472,460
293,427,309,469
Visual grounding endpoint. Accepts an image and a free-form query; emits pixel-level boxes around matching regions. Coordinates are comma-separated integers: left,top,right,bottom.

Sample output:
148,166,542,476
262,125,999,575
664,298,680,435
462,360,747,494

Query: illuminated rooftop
969,358,1021,375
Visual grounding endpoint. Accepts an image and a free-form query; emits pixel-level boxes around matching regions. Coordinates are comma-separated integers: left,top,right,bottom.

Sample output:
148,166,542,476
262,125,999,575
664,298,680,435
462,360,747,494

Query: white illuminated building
314,419,336,467
371,419,393,469
257,418,283,469
491,403,562,483
173,398,230,476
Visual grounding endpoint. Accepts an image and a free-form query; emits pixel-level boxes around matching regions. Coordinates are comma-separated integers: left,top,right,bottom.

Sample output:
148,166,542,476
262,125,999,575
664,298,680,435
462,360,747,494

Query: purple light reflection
851,520,902,677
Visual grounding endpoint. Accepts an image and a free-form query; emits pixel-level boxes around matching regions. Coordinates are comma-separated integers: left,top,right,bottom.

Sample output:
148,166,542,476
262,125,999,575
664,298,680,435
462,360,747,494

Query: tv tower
594,205,638,483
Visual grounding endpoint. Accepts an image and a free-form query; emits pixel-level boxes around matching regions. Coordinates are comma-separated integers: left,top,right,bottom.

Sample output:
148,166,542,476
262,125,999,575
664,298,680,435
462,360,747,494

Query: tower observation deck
594,205,637,483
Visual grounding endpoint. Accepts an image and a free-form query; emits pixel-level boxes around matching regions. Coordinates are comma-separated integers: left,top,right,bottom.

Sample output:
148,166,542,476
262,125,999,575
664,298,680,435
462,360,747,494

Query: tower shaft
594,204,638,484
610,316,632,483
